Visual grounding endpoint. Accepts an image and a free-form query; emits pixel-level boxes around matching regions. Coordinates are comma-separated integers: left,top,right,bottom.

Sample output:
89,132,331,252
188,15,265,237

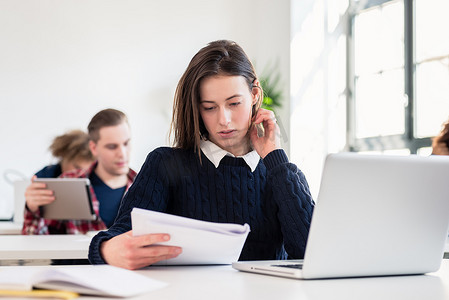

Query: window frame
346,0,432,154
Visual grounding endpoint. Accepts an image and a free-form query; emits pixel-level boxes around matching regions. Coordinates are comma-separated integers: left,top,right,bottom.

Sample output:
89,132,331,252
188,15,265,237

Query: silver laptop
233,153,449,279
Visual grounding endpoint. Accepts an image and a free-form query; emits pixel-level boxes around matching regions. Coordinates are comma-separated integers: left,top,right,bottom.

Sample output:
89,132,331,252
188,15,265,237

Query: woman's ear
251,79,261,105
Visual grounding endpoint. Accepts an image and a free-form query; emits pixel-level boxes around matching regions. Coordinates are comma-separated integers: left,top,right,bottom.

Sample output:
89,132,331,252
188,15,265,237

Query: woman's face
199,75,258,156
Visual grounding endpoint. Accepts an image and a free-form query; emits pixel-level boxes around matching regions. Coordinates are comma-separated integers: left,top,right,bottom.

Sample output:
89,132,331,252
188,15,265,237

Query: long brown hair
170,40,263,159
438,118,449,148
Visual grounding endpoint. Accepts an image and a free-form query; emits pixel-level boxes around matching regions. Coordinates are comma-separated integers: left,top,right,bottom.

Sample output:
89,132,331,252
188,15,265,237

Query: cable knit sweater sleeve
262,149,315,259
88,148,170,264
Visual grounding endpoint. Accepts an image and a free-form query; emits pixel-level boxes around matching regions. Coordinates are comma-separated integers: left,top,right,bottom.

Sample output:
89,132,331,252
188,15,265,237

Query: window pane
355,69,405,138
417,147,432,156
354,1,404,76
415,61,449,137
415,0,449,138
353,0,405,138
416,0,449,61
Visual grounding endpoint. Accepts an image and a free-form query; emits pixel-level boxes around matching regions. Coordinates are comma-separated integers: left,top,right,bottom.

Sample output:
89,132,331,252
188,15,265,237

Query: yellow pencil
0,289,79,299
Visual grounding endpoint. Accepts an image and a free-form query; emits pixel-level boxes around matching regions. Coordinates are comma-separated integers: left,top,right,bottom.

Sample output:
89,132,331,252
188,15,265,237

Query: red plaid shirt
22,162,137,235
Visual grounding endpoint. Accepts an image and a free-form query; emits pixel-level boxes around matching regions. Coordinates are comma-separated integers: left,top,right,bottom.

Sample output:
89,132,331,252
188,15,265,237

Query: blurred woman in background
432,118,449,155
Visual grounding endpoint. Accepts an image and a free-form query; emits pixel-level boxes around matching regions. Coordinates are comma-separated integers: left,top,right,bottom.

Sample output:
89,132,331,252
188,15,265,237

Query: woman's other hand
100,230,182,270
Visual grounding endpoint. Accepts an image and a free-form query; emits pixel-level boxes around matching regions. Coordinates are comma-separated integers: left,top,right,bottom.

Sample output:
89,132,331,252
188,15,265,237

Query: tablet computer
35,178,96,220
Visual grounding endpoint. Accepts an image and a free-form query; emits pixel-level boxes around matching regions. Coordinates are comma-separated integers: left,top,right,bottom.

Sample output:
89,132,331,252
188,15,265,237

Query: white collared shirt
200,140,260,172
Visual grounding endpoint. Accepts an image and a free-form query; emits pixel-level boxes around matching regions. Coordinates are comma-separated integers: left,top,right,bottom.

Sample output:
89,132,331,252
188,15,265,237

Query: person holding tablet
22,108,137,234
23,129,95,214
89,40,315,269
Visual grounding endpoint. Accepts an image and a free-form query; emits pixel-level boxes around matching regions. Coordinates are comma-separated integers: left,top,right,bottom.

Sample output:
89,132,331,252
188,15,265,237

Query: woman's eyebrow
200,94,243,103
225,94,243,101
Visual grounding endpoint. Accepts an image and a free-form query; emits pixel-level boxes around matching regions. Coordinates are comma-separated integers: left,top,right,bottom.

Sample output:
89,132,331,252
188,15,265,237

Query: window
347,0,449,154
415,0,449,138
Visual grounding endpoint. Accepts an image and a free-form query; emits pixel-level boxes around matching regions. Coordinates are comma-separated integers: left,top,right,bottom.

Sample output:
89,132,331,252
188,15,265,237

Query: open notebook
0,265,167,297
233,153,449,279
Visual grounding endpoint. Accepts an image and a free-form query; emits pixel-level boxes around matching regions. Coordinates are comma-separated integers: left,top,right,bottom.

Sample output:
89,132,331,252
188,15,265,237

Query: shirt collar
200,140,260,172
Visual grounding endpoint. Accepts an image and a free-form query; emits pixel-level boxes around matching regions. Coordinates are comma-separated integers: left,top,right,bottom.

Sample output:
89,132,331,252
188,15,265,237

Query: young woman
88,40,315,270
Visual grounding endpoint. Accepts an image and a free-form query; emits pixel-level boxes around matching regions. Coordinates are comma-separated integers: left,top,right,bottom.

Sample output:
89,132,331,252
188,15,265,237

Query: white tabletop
1,234,449,299
0,222,22,235
0,234,90,260
1,232,449,263
74,260,449,300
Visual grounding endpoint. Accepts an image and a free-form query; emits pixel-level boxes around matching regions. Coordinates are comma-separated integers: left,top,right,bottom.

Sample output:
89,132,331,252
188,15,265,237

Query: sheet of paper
131,208,250,265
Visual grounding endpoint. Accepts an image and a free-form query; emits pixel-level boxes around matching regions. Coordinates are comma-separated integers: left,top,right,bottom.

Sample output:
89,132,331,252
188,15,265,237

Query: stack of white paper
131,208,251,265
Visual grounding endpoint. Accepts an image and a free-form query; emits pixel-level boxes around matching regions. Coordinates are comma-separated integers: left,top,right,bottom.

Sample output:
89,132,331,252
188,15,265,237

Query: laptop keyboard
271,263,303,269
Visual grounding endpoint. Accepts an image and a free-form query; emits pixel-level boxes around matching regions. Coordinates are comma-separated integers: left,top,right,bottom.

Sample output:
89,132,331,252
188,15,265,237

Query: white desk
0,221,22,235
55,260,449,300
0,235,449,299
0,234,90,265
1,233,449,262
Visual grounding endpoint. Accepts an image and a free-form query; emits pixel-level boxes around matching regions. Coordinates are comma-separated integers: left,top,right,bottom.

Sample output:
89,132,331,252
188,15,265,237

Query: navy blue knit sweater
88,147,314,264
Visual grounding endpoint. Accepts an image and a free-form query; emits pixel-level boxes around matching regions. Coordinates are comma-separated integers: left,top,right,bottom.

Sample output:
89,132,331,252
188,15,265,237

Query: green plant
259,63,283,113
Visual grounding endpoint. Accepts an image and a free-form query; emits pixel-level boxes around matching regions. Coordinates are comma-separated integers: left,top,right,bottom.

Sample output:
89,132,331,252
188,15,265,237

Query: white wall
252,0,291,156
0,0,291,217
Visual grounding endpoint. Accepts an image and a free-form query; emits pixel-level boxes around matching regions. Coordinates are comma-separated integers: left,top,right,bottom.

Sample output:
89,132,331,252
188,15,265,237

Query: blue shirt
35,164,62,178
89,171,126,228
